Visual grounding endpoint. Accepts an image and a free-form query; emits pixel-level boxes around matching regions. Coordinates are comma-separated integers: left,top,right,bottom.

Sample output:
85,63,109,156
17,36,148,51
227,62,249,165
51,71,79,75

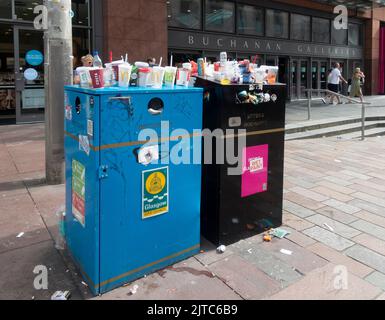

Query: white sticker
65,105,72,121
87,120,93,137
79,135,90,156
229,117,242,128
138,145,159,165
24,68,38,81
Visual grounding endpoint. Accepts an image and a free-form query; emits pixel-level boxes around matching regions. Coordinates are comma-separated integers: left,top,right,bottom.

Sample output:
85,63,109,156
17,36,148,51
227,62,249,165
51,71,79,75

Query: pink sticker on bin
241,145,269,198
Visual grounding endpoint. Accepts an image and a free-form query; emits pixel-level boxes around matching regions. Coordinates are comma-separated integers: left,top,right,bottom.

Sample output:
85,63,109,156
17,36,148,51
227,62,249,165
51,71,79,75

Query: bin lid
64,85,203,95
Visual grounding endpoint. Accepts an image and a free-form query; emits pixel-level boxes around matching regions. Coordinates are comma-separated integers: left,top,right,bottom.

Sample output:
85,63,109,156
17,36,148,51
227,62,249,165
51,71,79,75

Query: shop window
348,23,361,46
237,4,263,36
291,14,310,41
332,24,348,45
266,9,288,39
72,0,90,27
167,0,202,30
73,28,91,68
0,0,12,19
205,0,235,33
15,0,43,21
312,17,330,43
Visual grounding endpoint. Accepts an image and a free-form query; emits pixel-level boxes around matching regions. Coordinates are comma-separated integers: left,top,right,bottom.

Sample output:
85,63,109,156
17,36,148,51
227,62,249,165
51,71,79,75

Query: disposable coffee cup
77,67,92,88
151,66,165,88
176,68,190,87
164,66,177,88
118,64,132,88
89,68,105,88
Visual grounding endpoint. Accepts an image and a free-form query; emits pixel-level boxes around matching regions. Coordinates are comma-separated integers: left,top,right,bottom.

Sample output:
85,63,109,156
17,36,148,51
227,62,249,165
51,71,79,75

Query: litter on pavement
323,223,334,232
217,245,226,254
280,249,293,256
16,232,24,238
269,228,291,239
51,291,71,300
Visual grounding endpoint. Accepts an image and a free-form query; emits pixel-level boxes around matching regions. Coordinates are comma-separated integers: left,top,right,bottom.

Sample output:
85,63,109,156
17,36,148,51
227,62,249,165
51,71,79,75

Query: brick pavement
1,123,385,300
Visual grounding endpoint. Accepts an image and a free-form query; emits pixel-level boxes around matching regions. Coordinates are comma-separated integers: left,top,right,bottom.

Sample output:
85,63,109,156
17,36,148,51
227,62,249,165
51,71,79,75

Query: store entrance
311,60,329,97
14,26,45,124
291,58,309,100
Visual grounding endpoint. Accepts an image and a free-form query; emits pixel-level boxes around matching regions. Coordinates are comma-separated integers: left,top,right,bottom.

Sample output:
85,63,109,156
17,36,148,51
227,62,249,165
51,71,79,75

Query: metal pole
361,102,365,141
44,0,73,185
307,90,312,121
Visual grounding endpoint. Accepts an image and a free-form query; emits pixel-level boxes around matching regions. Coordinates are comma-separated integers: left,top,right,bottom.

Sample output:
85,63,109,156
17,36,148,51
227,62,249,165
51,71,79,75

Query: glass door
14,26,45,124
0,24,16,124
291,58,309,100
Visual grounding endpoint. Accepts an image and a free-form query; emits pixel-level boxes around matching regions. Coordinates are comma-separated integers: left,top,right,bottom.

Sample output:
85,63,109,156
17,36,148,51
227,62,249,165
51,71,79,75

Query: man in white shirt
328,63,348,104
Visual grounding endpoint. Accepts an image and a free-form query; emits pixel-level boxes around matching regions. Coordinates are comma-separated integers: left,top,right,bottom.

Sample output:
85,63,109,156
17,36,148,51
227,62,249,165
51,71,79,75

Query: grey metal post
361,102,365,141
44,0,73,184
307,90,312,121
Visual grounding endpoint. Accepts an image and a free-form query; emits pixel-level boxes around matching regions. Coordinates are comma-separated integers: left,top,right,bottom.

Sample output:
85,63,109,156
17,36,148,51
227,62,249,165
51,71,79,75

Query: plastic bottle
93,51,103,68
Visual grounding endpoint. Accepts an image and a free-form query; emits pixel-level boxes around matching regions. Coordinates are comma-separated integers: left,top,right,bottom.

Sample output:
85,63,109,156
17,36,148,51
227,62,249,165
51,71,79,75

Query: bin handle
109,96,132,104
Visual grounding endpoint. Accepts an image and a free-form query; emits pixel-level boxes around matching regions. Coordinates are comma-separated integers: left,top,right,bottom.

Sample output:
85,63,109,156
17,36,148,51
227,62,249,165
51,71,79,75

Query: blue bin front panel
64,91,100,293
64,86,203,294
98,91,202,293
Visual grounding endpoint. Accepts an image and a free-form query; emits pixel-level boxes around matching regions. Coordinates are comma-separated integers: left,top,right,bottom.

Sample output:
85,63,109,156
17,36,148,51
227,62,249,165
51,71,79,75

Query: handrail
304,89,371,105
304,88,372,141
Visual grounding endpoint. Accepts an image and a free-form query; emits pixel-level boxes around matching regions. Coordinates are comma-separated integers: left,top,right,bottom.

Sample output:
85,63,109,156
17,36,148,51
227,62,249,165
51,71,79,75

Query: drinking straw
159,57,163,67
170,55,173,67
109,51,113,63
125,54,128,63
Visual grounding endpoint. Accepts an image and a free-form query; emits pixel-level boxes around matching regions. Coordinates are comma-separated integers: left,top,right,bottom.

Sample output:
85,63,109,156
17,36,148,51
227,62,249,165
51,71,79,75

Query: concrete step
336,127,385,140
285,116,385,135
285,121,385,141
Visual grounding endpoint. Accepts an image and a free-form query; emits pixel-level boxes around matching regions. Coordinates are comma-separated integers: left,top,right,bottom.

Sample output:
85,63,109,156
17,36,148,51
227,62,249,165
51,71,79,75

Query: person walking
322,69,333,104
350,67,366,103
328,63,348,104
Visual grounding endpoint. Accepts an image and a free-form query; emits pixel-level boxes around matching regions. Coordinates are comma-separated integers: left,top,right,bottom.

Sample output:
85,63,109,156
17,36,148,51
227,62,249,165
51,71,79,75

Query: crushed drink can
197,58,205,77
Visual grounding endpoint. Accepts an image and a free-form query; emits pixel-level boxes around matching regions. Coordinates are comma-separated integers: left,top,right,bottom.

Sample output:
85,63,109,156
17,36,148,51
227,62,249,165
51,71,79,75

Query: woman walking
350,68,365,103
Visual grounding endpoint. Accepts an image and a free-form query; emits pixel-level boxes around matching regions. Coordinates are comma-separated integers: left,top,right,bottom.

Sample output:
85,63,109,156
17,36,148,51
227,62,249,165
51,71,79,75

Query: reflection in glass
291,14,310,41
237,4,263,36
72,0,90,26
312,17,330,43
348,23,361,46
0,0,12,19
205,0,235,33
73,28,91,68
15,0,43,21
332,25,348,45
167,0,201,29
266,9,288,39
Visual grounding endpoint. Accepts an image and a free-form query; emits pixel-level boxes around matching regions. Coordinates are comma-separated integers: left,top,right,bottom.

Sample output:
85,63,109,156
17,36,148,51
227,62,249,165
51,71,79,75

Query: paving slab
259,238,328,275
95,258,242,300
322,199,361,215
208,254,281,300
306,214,361,239
348,199,385,218
307,242,373,278
365,272,385,291
282,212,315,231
0,241,83,300
349,220,385,242
345,245,385,274
303,226,355,252
353,211,385,229
351,233,385,256
230,241,303,288
283,227,317,248
283,200,317,219
266,263,382,300
284,192,326,210
316,206,359,224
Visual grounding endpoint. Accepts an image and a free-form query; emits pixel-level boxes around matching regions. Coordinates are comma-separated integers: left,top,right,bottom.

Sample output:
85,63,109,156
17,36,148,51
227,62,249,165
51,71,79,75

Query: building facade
101,0,385,100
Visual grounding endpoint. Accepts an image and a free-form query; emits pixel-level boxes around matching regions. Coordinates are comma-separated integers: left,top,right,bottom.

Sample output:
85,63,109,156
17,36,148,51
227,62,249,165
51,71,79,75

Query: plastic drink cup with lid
138,67,152,87
89,67,105,88
118,63,132,88
164,66,177,88
151,66,165,88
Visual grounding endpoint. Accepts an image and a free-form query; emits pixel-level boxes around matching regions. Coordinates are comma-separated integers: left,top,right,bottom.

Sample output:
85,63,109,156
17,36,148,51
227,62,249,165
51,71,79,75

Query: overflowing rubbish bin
195,77,287,246
64,85,203,295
